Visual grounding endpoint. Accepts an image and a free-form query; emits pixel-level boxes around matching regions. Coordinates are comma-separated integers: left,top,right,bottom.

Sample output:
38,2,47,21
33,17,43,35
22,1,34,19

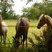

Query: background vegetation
22,0,52,19
0,0,52,19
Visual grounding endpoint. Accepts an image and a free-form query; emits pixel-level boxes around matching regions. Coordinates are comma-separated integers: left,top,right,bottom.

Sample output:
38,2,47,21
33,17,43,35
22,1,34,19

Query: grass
4,19,42,45
0,19,45,52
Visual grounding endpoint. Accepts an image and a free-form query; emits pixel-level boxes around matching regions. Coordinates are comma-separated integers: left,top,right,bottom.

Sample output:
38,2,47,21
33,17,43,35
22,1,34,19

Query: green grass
4,19,42,44
0,19,44,52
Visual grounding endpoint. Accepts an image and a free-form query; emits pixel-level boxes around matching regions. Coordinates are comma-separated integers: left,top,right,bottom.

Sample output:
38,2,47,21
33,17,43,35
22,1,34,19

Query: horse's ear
42,14,45,17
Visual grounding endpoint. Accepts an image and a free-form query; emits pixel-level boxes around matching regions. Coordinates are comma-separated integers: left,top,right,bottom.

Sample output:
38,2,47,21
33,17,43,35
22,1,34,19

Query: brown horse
14,17,29,47
0,15,8,44
37,14,52,52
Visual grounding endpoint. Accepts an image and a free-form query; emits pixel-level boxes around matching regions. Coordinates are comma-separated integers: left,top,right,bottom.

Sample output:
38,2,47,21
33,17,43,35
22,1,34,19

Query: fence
0,25,52,46
0,25,41,44
0,25,52,52
1,25,50,44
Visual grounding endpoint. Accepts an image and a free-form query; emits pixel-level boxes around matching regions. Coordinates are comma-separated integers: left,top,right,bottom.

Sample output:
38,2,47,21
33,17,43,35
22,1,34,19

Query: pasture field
5,19,42,44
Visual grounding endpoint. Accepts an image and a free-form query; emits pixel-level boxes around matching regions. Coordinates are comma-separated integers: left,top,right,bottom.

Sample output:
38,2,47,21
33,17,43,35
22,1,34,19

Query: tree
0,0,14,19
22,7,41,19
22,0,52,19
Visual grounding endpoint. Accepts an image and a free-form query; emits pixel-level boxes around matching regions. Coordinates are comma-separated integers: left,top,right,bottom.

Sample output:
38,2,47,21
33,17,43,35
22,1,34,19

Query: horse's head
37,14,47,29
13,36,20,47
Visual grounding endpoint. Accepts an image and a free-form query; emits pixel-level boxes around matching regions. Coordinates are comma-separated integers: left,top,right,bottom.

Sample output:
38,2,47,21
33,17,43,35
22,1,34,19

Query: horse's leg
26,32,28,47
3,34,5,44
22,37,25,46
23,33,27,47
3,34,4,44
4,32,7,44
21,35,22,45
26,35,27,47
3,32,7,44
1,35,2,43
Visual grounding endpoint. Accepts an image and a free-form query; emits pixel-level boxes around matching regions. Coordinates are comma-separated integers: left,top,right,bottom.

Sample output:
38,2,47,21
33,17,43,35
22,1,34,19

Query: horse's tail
20,18,23,25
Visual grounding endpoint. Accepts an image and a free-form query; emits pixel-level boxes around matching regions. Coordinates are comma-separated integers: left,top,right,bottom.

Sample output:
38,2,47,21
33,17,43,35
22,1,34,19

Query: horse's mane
39,14,52,21
44,15,52,20
39,14,44,21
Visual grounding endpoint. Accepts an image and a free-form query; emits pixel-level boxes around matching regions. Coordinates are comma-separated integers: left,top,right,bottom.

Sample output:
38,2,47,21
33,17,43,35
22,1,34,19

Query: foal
0,15,7,44
37,14,52,52
14,17,29,47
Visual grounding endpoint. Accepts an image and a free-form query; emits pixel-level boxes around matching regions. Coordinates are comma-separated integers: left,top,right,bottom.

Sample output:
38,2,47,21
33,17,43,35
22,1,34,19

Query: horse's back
21,17,29,25
17,17,29,25
16,17,29,31
2,21,8,32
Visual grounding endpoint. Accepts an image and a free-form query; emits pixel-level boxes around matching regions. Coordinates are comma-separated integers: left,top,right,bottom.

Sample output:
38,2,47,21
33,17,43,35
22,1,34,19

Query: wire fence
0,25,51,46
2,25,48,27
3,25,36,27
0,25,52,52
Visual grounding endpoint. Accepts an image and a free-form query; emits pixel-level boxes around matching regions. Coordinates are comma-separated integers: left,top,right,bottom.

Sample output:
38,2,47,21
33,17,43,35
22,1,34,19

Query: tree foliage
22,0,52,19
0,0,16,19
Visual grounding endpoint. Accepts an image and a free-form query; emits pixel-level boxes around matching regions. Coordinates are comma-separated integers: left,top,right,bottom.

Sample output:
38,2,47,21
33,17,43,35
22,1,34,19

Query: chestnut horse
14,17,29,47
0,15,7,44
37,14,52,52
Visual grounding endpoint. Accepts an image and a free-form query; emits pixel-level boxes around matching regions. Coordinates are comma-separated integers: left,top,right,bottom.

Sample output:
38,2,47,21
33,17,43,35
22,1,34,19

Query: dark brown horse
37,14,52,52
0,15,8,44
14,17,29,47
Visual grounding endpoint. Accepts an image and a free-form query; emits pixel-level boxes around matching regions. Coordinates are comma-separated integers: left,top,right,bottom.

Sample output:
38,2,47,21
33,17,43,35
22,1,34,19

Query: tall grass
4,19,40,43
0,19,46,52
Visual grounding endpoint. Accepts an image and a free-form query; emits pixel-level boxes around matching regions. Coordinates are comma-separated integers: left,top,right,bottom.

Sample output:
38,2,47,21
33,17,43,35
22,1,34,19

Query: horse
37,14,52,52
0,15,8,44
14,17,29,47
